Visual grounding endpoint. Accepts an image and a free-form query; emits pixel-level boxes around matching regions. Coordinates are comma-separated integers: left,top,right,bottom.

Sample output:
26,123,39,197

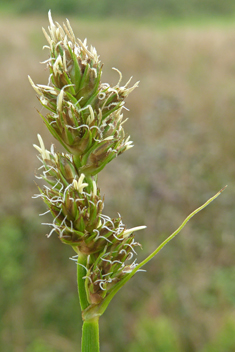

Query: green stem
82,318,100,352
77,254,89,311
77,255,100,351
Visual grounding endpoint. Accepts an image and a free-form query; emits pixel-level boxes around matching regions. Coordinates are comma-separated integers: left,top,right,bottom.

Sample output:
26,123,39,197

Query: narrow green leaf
83,187,227,320
63,71,76,95
77,254,90,311
78,64,89,94
39,112,70,152
64,90,79,104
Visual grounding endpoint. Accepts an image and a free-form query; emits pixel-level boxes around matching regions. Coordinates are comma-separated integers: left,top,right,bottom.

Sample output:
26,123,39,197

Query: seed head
31,11,146,312
29,11,137,176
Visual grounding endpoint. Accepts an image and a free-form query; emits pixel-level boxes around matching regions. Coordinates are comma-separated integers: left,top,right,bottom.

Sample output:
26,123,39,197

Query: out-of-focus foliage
129,315,182,352
201,318,235,352
0,12,235,352
26,338,56,352
0,218,24,289
2,0,235,17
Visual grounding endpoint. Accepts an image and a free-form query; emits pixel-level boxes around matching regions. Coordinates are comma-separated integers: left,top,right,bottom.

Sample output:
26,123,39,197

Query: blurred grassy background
0,1,235,351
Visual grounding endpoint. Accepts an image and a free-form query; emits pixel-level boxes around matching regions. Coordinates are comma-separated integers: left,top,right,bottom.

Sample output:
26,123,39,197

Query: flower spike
30,13,225,350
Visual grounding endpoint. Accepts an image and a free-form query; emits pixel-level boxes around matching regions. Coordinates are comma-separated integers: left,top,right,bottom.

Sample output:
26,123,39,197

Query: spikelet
31,12,145,311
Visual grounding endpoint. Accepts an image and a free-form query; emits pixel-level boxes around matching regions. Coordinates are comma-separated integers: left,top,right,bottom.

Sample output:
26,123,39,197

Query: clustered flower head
30,11,146,310
29,11,138,176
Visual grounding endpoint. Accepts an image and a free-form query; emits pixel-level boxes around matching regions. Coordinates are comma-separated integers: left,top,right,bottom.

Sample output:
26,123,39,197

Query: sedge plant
29,11,225,352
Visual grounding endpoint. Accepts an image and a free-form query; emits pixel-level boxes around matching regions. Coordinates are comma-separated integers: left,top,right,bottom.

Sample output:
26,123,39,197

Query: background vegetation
0,1,235,351
2,0,235,18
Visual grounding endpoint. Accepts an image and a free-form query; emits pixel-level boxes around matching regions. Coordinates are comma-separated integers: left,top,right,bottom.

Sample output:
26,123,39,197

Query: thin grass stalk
82,318,100,352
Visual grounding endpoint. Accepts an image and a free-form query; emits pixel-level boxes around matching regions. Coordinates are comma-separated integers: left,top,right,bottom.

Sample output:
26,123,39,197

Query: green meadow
0,9,235,352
